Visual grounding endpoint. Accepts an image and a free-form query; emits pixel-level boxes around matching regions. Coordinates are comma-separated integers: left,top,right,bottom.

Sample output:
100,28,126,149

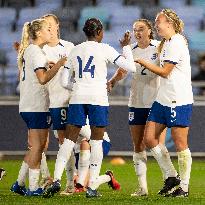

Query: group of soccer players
9,7,193,199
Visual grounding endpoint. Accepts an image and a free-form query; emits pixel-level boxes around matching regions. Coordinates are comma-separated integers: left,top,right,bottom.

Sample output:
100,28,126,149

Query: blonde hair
157,9,184,53
41,13,60,38
17,18,47,69
133,19,155,40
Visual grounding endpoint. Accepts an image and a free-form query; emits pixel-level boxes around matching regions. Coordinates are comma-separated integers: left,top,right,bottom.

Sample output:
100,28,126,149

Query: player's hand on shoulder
119,30,131,47
57,56,67,67
107,80,115,93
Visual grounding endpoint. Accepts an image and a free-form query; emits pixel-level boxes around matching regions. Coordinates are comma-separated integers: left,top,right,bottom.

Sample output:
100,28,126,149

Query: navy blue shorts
20,112,51,129
67,104,109,127
49,107,67,130
147,101,193,127
128,107,150,125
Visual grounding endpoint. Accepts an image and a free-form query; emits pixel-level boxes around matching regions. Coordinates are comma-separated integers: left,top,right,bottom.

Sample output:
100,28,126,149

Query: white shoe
60,186,75,196
0,168,6,180
131,188,148,196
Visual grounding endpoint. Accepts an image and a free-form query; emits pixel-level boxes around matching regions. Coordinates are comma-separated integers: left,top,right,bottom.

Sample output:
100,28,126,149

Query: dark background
0,105,204,152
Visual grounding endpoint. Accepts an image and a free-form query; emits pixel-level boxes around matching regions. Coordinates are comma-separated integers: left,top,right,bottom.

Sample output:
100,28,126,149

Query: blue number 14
77,56,95,78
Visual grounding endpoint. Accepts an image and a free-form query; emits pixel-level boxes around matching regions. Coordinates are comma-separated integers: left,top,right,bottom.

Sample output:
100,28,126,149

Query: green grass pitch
0,159,204,205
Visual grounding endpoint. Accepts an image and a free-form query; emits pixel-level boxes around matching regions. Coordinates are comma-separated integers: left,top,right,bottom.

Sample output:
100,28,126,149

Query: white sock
151,144,177,179
29,168,40,191
40,152,50,179
159,144,177,180
65,151,75,188
17,161,29,186
88,140,103,188
77,150,90,186
54,138,75,181
90,174,110,190
178,148,192,192
133,151,148,191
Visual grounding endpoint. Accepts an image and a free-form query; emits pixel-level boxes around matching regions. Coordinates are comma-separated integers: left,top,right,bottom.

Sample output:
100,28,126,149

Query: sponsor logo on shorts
129,112,134,121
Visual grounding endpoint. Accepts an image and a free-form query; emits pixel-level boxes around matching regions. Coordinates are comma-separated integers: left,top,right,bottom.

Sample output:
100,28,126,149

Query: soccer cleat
74,183,86,193
86,187,102,198
171,187,189,197
10,181,27,196
60,185,75,196
131,188,148,197
105,170,121,190
42,180,61,198
0,168,6,180
158,175,180,195
26,188,43,196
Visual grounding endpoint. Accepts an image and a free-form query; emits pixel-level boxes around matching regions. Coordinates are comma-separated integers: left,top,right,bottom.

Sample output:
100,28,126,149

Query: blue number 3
77,56,95,78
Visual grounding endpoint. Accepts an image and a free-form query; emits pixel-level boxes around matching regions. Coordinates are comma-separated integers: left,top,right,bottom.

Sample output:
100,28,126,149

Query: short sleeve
33,48,47,72
102,44,122,64
163,38,183,65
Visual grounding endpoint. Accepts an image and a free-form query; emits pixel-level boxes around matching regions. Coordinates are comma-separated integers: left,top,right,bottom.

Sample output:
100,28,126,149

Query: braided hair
83,18,103,38
157,9,185,53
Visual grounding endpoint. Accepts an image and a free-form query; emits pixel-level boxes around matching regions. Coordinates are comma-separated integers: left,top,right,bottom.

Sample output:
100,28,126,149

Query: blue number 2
77,56,95,78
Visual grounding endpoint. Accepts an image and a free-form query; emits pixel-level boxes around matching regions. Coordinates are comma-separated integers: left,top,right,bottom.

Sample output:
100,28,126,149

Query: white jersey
128,40,160,108
43,39,74,108
68,41,132,106
157,34,193,107
19,44,49,112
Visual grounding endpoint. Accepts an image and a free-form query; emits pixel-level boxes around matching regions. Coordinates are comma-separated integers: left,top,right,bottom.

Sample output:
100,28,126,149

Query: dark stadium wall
0,105,204,152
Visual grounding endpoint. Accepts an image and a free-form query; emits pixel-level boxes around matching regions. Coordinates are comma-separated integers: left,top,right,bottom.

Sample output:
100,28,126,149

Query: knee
174,141,188,152
143,132,154,149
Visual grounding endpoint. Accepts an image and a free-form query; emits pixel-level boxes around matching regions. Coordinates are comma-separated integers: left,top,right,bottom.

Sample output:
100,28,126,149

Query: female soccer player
136,9,193,197
41,14,75,191
43,17,136,198
13,18,67,196
108,19,176,196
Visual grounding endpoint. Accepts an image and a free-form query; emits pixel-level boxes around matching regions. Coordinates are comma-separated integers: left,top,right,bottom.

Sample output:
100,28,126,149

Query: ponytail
17,18,47,70
158,38,165,54
17,22,30,70
157,9,187,53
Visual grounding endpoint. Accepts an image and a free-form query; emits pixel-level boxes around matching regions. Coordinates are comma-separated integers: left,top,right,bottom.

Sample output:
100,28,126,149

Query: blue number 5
77,56,95,78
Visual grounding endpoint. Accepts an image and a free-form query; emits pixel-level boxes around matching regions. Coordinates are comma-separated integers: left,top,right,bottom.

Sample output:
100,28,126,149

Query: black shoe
158,175,180,195
171,187,189,197
42,180,61,198
86,187,102,198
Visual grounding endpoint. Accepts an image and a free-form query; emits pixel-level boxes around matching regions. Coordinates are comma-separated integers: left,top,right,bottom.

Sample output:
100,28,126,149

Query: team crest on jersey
129,112,134,121
151,53,158,60
59,54,67,59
